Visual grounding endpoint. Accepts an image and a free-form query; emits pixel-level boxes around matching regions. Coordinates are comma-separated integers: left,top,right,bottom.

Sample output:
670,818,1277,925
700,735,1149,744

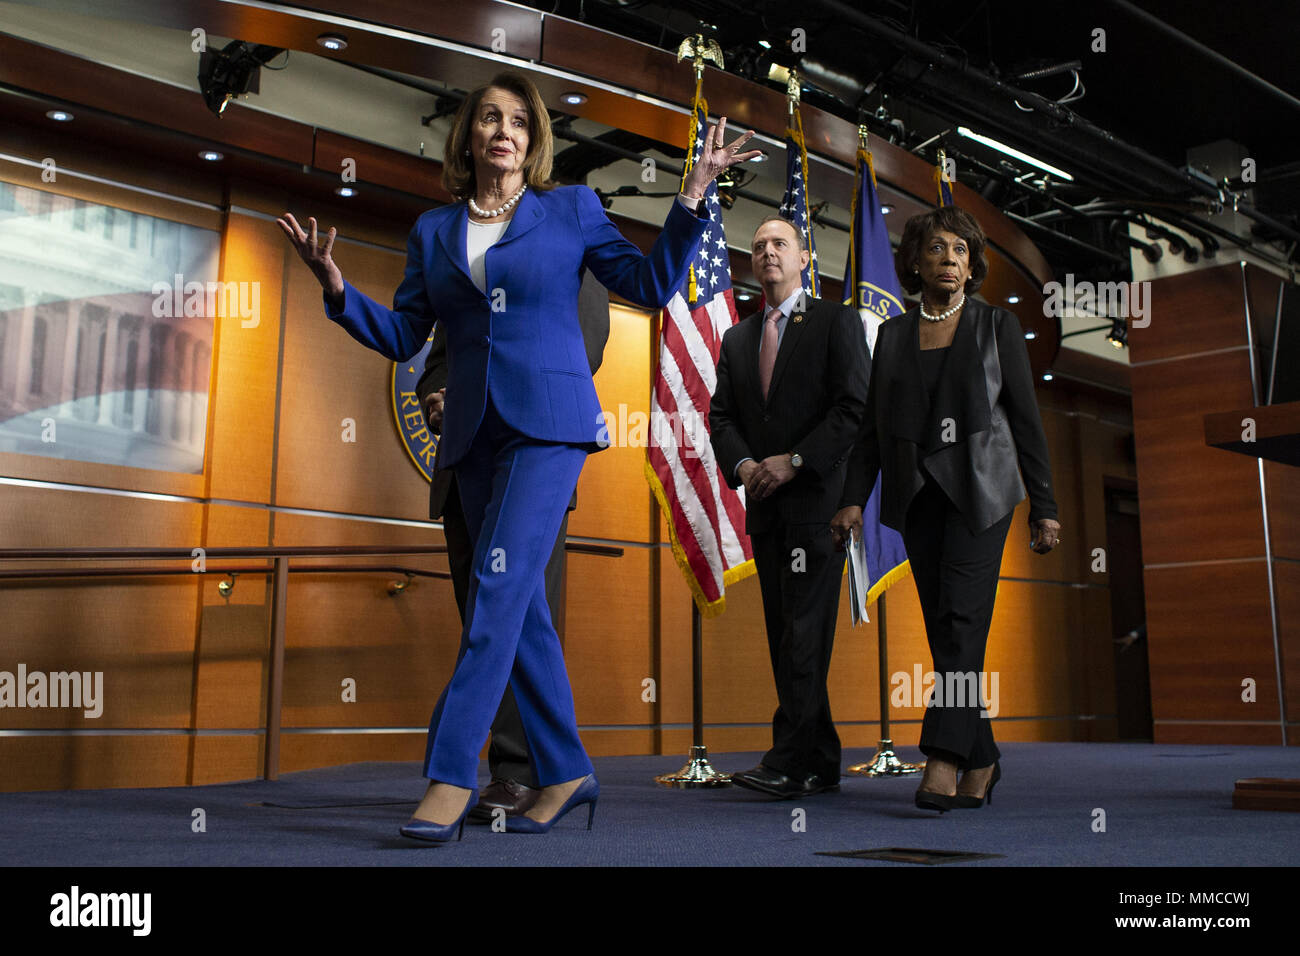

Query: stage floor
3,742,1297,866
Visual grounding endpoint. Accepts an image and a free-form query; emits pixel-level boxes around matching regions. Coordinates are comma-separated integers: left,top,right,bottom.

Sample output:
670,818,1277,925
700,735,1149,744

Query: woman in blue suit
279,71,757,840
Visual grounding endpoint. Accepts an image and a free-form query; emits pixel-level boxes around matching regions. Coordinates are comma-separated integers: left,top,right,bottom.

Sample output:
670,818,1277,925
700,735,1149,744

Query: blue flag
844,146,910,602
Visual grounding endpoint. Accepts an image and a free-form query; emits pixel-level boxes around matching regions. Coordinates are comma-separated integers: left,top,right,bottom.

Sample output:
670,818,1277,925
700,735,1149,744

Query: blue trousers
421,401,593,789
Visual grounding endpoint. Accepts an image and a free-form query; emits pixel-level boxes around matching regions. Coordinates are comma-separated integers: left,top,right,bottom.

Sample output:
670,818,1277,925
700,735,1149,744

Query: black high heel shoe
953,761,1001,809
914,756,957,813
400,786,478,843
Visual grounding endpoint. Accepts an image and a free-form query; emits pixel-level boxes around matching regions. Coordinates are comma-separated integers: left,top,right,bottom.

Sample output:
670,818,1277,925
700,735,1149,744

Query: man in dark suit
414,268,609,821
709,215,871,799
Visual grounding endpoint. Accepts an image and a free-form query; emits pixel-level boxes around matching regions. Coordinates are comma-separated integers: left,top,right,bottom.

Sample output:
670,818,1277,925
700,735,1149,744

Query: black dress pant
751,521,845,783
902,475,1013,771
442,480,568,788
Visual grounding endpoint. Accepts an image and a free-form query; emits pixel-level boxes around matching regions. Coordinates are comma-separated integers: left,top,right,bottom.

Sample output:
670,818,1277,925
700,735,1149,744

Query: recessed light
198,150,224,162
1024,330,1037,340
46,110,73,122
736,291,752,302
317,33,348,51
1042,371,1054,382
1006,294,1021,304
560,92,588,106
880,204,893,214
335,186,357,197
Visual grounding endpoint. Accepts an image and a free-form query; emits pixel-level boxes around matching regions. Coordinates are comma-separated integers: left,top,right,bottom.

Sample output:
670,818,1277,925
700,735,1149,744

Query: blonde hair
442,71,556,201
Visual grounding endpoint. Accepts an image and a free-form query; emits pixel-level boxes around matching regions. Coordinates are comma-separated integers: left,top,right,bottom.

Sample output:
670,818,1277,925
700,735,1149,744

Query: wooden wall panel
269,512,456,731
1132,351,1262,564
1145,562,1278,725
272,234,428,520
205,212,287,504
1128,264,1253,363
0,736,191,793
570,303,656,544
564,547,655,728
1265,461,1300,563
1274,561,1300,726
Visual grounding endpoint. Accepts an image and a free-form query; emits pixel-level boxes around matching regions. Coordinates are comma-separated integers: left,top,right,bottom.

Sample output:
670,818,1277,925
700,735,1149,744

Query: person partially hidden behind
709,215,871,798
832,205,1061,812
413,269,609,823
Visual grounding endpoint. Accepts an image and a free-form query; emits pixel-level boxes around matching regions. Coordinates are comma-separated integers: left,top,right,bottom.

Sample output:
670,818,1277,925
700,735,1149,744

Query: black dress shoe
730,765,804,799
467,778,540,822
800,773,841,796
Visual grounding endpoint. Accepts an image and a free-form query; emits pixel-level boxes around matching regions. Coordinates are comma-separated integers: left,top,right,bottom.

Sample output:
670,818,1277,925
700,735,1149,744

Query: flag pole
848,592,922,775
656,602,729,787
655,33,731,789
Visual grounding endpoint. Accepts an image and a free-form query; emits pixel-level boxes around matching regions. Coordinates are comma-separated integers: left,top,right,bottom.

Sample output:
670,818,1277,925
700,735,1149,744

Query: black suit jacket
709,294,871,535
840,299,1058,534
415,268,611,518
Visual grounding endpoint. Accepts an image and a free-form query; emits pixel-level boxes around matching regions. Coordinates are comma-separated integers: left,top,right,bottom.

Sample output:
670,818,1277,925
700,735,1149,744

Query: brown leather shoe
468,778,541,823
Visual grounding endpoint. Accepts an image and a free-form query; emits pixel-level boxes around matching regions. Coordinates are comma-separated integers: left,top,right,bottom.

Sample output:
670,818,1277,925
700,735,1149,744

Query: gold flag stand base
847,739,923,776
655,744,731,788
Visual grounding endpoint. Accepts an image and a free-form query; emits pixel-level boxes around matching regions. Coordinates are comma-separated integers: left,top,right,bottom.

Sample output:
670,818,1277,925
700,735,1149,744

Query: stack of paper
846,529,871,625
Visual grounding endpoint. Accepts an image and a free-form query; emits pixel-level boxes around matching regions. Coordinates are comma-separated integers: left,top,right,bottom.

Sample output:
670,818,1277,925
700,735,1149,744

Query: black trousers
751,521,845,783
442,479,568,788
902,476,1013,771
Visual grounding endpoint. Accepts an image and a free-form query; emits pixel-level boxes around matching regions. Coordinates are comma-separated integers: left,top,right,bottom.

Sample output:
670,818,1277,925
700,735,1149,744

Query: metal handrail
0,542,624,780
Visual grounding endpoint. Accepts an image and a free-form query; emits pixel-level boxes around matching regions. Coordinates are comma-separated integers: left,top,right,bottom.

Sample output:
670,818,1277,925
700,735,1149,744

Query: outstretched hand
277,213,345,302
681,116,762,198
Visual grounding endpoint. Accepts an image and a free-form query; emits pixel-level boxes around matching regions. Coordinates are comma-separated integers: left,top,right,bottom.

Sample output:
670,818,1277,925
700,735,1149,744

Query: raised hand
682,115,763,198
277,212,345,303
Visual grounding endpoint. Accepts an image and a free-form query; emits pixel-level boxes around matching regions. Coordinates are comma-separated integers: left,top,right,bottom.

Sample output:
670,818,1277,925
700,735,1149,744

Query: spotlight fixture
198,150,224,162
316,33,348,51
198,40,285,117
46,110,73,122
560,92,587,106
1106,317,1128,349
956,126,1074,182
335,186,357,198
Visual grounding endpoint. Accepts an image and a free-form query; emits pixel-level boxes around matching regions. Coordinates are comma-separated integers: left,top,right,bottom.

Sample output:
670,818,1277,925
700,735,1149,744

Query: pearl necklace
920,292,965,323
469,184,526,218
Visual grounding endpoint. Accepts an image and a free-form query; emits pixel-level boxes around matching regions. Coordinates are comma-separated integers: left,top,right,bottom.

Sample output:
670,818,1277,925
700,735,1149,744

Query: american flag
644,98,753,615
779,112,819,298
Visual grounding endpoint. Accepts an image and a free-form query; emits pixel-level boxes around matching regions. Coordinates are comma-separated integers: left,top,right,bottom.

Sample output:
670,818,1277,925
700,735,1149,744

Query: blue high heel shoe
399,786,478,843
504,774,599,833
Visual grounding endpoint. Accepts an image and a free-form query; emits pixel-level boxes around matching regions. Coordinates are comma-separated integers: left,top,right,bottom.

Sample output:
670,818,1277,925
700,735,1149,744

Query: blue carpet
2,743,1297,866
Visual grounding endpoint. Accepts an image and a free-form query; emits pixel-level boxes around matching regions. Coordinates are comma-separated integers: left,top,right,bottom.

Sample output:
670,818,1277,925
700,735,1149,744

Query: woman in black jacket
832,205,1061,811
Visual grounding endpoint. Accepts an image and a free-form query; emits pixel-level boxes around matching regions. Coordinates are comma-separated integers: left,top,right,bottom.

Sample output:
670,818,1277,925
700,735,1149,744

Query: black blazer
840,299,1058,535
709,294,871,535
415,268,610,518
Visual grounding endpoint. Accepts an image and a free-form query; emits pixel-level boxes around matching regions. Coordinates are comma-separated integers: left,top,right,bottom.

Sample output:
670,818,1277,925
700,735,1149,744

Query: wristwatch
790,452,804,469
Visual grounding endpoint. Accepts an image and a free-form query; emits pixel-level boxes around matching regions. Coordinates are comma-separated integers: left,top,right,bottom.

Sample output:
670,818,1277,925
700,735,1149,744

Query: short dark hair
753,214,808,252
895,206,989,295
442,71,556,201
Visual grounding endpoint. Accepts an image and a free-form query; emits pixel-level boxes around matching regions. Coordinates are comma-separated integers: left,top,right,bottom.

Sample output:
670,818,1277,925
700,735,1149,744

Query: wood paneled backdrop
0,19,1150,789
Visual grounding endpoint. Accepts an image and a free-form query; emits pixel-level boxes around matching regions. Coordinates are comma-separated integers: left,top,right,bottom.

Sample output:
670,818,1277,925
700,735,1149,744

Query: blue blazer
324,185,710,468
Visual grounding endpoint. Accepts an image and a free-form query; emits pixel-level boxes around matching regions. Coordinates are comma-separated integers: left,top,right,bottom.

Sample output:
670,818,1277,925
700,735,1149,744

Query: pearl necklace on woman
920,292,965,323
469,184,527,218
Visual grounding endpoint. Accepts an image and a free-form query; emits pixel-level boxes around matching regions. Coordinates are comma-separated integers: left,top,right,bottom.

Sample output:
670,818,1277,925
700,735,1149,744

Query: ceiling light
1024,330,1037,340
335,186,357,197
317,33,348,51
198,150,224,162
880,204,893,214
46,110,73,122
1042,371,1054,382
957,126,1074,182
1007,294,1021,304
560,92,587,106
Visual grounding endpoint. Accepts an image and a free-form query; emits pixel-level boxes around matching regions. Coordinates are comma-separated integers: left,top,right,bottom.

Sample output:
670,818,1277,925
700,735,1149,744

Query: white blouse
466,217,510,294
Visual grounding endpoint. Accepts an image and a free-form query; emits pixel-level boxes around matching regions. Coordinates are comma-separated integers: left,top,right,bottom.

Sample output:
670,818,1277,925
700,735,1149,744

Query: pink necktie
759,307,781,400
